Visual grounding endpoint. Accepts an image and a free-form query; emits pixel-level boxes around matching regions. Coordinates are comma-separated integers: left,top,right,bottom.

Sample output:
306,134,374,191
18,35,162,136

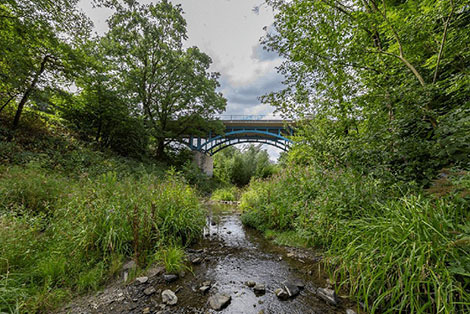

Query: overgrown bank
0,125,208,313
240,166,470,313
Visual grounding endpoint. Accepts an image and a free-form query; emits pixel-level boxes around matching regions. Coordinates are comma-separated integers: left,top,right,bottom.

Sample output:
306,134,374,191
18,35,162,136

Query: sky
78,0,285,158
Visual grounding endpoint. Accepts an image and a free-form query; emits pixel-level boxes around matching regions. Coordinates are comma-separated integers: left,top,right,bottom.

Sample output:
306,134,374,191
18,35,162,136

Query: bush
154,246,188,274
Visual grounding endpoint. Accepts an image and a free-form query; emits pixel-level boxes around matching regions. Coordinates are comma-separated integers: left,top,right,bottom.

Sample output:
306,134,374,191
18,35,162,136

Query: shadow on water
176,204,357,314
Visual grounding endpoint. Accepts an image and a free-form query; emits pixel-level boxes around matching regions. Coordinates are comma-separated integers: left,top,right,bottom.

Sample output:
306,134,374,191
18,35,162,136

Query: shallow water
175,205,354,314
59,204,358,314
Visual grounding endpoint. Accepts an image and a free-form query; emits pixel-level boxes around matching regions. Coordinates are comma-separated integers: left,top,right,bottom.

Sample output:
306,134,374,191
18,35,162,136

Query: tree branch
433,0,455,84
0,93,16,113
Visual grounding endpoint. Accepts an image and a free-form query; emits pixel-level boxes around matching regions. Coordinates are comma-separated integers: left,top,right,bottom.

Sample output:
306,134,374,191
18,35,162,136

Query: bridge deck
220,120,293,128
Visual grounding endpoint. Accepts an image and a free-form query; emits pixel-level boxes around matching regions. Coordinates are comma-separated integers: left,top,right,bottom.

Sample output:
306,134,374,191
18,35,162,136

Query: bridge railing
214,114,284,121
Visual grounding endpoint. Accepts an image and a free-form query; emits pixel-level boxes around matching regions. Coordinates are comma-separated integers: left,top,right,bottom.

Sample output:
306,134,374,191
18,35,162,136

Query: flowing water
172,204,356,313
60,204,358,314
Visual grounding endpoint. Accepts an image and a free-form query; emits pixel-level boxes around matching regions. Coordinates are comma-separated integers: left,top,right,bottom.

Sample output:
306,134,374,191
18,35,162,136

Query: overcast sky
79,0,285,158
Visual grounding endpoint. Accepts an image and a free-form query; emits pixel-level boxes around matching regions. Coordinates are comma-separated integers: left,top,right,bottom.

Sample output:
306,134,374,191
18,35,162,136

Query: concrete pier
193,151,213,177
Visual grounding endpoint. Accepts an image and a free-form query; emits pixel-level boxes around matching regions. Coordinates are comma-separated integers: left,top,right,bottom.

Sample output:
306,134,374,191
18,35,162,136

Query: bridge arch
198,129,292,155
207,138,291,156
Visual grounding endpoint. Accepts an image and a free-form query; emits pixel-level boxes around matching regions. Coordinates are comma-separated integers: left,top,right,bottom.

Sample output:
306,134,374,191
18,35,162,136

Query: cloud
251,42,279,62
219,67,284,116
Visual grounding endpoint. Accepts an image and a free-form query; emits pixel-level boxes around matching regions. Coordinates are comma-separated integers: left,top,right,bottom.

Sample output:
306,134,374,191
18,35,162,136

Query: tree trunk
12,55,50,130
156,139,165,160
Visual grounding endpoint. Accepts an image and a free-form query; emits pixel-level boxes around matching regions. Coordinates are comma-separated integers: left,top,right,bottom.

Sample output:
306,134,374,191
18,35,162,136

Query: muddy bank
60,205,360,314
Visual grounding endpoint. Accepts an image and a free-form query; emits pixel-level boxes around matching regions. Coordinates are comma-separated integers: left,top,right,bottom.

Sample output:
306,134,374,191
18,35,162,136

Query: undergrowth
240,166,470,313
211,186,239,202
0,119,206,312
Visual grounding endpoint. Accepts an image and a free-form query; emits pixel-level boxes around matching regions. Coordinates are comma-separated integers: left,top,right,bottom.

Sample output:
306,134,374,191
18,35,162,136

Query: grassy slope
0,113,206,313
240,166,470,313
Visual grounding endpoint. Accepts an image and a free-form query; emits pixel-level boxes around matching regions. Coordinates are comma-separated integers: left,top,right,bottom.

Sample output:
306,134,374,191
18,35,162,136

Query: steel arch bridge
184,115,294,156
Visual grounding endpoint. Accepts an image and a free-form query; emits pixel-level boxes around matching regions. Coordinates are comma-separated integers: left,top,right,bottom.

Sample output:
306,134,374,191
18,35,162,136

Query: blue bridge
185,115,294,156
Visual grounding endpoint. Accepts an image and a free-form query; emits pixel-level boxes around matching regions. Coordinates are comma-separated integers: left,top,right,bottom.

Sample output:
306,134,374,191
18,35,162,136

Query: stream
60,204,358,314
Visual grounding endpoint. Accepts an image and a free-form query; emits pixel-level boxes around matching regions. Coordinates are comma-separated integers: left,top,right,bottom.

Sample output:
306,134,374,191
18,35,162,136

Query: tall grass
211,186,239,202
240,166,470,313
0,166,205,313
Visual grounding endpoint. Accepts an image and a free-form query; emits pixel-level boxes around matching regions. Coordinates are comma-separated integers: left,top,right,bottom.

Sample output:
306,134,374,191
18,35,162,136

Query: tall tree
0,0,91,130
105,0,226,159
262,0,470,179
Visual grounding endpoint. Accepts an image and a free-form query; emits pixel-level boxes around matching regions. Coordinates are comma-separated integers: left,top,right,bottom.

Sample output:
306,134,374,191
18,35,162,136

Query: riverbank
239,166,470,313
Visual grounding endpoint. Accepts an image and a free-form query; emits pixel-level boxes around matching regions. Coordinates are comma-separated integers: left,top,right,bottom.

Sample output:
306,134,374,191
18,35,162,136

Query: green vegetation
0,112,207,312
0,163,205,312
239,1,470,312
1,0,225,161
211,186,239,202
213,145,276,187
2,0,470,313
154,246,189,275
241,168,470,312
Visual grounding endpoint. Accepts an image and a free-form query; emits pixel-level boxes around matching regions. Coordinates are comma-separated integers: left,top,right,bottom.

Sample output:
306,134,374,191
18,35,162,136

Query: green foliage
328,195,470,313
154,246,188,274
211,187,238,202
241,166,470,312
1,0,92,129
263,0,470,182
103,1,226,159
214,145,276,186
0,159,204,313
0,165,67,215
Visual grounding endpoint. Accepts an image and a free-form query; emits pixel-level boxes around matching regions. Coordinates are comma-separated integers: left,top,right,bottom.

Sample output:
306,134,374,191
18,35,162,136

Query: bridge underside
184,120,293,156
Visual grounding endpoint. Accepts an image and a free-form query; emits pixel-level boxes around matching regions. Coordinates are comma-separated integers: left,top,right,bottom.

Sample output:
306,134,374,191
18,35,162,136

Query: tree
105,1,226,159
213,145,275,186
0,0,91,130
262,0,470,180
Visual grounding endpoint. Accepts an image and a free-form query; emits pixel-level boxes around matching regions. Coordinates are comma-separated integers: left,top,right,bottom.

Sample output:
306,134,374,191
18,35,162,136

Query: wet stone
275,288,289,300
293,280,305,289
245,281,256,288
283,283,300,297
253,283,266,293
135,276,148,284
200,285,211,293
191,257,202,264
162,289,178,305
143,286,156,296
346,309,357,314
147,266,165,278
317,287,338,306
163,274,178,283
142,307,150,314
208,293,231,311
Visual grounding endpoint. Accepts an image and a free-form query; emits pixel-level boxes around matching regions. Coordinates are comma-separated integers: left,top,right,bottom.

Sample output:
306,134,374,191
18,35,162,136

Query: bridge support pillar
193,151,213,177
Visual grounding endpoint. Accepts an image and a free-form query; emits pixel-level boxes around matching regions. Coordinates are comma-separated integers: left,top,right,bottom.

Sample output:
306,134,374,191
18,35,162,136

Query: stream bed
60,204,358,314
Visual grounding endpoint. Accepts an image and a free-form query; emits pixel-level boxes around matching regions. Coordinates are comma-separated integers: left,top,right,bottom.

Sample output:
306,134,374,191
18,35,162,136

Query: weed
154,246,189,274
